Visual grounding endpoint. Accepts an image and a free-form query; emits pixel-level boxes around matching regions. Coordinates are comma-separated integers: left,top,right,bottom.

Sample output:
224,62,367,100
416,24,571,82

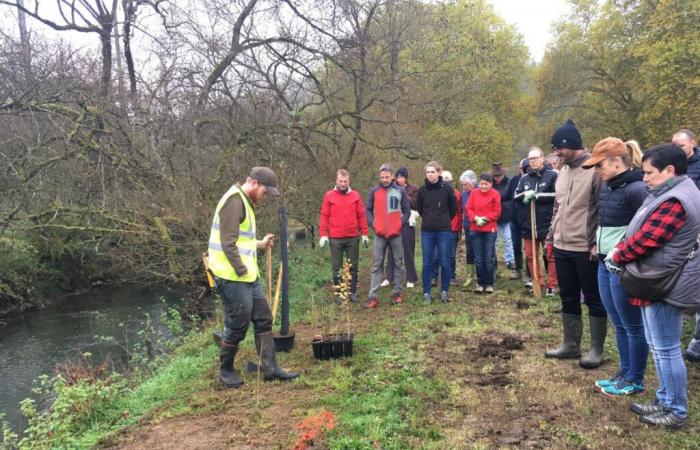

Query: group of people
206,121,700,431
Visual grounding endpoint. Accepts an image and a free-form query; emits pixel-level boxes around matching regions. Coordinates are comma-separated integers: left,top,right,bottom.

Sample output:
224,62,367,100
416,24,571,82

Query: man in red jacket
365,164,411,308
319,169,369,303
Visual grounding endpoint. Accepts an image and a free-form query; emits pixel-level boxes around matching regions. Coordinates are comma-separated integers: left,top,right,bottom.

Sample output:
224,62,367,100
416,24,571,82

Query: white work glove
523,190,538,204
604,248,623,275
408,210,418,227
319,236,329,248
474,216,487,227
362,235,369,247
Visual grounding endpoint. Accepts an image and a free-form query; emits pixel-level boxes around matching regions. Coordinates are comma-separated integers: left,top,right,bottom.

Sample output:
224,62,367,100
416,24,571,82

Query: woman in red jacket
466,173,501,293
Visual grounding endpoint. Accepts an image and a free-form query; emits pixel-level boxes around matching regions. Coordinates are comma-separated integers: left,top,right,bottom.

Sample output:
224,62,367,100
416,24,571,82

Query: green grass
5,241,700,449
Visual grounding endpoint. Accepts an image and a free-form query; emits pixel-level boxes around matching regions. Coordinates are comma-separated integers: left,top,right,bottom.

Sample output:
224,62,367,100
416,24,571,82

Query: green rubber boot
545,313,582,359
462,264,475,290
579,315,608,369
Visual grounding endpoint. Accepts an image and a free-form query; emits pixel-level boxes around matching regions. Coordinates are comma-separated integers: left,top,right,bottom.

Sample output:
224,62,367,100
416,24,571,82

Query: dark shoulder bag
620,240,698,302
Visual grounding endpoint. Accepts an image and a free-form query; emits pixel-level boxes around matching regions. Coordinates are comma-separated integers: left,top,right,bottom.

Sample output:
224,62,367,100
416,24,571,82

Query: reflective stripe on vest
207,185,258,281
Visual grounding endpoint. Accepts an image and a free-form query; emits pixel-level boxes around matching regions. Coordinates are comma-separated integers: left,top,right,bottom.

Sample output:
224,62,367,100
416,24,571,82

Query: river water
0,285,185,438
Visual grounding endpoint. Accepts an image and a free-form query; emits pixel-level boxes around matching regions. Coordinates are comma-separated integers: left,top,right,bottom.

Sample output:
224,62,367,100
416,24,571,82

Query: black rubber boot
545,313,582,359
579,315,607,369
255,332,299,381
219,343,244,388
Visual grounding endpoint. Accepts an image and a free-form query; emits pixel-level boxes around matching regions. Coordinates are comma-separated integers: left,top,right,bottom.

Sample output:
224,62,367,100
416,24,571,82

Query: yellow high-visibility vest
208,185,258,281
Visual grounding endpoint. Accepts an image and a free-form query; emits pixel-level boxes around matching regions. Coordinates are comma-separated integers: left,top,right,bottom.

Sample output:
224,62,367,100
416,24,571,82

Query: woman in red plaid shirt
607,144,700,430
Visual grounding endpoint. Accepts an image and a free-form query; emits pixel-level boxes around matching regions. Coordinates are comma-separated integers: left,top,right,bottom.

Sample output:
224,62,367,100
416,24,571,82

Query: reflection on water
0,285,185,438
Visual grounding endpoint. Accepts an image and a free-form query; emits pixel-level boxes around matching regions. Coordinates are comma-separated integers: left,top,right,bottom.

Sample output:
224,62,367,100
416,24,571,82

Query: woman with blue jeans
416,161,457,304
607,144,700,430
582,138,648,396
466,173,501,293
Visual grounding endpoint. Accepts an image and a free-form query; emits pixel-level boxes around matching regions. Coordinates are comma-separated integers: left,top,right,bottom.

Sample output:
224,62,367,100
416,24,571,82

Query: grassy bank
3,242,699,449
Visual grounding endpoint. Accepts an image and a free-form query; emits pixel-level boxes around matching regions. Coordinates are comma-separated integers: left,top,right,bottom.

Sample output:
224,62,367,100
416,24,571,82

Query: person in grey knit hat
459,170,478,287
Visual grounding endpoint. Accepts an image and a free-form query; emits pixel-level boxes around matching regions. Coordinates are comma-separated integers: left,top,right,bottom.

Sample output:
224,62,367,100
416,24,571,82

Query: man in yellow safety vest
208,167,298,388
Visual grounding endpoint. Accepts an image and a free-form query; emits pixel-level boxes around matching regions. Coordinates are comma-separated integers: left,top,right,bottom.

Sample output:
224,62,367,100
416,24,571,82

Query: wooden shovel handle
530,201,542,298
265,246,272,305
271,265,283,326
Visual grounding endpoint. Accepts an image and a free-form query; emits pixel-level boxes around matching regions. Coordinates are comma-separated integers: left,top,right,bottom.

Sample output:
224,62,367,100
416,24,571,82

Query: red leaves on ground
292,410,336,450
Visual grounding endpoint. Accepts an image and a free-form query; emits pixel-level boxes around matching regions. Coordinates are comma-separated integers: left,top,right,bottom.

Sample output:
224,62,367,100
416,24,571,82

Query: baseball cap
249,167,280,196
582,137,628,169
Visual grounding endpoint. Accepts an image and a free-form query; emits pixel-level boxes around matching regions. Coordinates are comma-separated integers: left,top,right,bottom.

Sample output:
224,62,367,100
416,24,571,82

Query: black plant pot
311,333,355,360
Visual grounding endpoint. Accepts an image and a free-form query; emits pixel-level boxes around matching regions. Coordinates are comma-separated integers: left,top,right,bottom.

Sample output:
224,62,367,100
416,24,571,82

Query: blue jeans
495,222,514,265
597,262,648,384
422,230,452,294
471,231,497,286
432,231,460,280
642,302,687,417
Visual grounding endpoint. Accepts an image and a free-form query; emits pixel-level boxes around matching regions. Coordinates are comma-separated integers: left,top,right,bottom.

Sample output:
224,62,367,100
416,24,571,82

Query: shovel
530,201,542,298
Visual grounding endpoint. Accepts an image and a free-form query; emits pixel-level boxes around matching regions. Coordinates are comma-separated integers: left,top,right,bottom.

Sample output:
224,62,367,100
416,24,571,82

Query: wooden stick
265,246,272,306
271,265,284,326
530,201,542,298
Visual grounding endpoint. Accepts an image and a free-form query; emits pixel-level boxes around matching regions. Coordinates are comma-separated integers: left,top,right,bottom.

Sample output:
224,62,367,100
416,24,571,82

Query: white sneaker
380,279,390,287
406,282,415,288
485,286,494,294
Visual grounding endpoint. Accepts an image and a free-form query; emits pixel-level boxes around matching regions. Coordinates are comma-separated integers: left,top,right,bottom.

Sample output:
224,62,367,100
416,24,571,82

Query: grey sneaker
423,293,432,304
474,285,484,294
630,400,664,416
639,411,687,430
440,291,449,303
484,286,494,294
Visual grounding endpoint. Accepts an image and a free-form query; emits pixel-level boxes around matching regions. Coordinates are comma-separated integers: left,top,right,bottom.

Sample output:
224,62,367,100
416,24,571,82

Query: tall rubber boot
462,264,475,290
255,332,299,381
545,313,582,359
579,315,608,369
220,343,244,388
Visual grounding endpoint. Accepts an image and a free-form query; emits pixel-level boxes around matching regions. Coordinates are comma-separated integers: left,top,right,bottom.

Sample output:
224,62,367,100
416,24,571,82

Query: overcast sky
488,0,571,62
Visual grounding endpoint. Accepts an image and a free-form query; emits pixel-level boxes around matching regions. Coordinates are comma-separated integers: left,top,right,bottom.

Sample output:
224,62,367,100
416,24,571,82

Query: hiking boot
580,315,608,369
600,378,644,396
365,297,379,309
423,293,432,304
440,291,449,303
639,411,687,430
484,286,494,294
219,343,244,388
474,285,484,294
380,278,390,287
683,350,700,363
545,313,582,359
595,373,624,389
545,287,558,297
630,400,664,416
392,294,403,305
255,332,299,381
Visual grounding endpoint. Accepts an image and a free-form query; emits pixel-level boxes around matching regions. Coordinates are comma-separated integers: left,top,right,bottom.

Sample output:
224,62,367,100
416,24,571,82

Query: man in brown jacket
544,120,607,369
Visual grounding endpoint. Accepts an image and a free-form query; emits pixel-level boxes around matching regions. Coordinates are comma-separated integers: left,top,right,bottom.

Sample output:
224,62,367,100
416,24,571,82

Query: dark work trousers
510,220,523,271
554,248,606,317
216,278,272,345
330,237,360,294
387,224,418,283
